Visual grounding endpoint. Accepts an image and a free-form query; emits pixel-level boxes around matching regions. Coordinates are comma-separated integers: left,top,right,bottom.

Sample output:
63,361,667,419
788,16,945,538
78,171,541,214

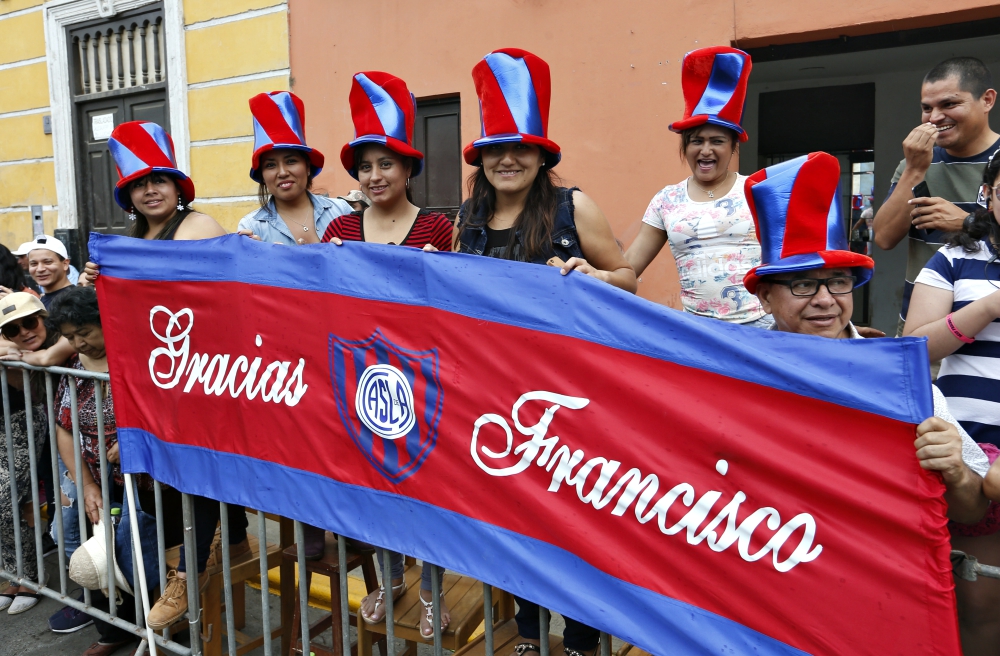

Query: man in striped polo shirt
874,57,1000,336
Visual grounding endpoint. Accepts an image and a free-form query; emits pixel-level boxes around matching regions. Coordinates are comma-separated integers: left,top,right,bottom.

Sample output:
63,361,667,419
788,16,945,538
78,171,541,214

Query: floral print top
642,175,765,323
57,356,153,491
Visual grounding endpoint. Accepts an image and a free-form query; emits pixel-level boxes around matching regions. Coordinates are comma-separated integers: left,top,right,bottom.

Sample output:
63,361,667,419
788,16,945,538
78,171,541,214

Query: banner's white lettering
471,391,822,573
148,306,307,406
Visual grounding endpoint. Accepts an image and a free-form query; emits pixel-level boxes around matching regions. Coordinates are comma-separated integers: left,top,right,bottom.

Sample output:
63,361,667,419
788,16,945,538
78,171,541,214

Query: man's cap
0,292,47,330
20,235,68,260
337,190,371,206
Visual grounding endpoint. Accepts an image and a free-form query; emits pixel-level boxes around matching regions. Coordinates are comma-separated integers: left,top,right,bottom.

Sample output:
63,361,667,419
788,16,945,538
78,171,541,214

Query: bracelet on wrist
946,313,975,344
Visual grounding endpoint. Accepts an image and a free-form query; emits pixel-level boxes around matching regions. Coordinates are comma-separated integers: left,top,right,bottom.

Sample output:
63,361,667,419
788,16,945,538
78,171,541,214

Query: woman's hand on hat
83,482,103,525
237,229,262,241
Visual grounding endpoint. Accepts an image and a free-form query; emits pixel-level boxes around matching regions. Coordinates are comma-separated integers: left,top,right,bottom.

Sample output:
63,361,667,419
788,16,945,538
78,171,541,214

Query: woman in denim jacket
237,91,352,245
455,49,635,295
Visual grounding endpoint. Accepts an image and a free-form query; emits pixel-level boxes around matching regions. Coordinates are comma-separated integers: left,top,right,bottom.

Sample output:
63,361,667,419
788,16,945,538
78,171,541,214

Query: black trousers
514,595,601,652
176,496,248,574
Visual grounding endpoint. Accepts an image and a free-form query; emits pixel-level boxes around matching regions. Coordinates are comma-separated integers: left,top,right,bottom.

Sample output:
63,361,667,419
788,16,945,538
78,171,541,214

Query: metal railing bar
153,480,168,639
21,370,45,585
337,534,349,654
0,360,110,381
539,607,550,656
256,510,273,656
125,474,159,656
1,367,24,579
220,501,237,656
69,376,91,606
431,563,442,655
483,583,494,656
0,569,188,654
180,493,203,656
381,548,396,656
45,372,67,594
600,632,610,656
294,520,310,656
94,381,116,619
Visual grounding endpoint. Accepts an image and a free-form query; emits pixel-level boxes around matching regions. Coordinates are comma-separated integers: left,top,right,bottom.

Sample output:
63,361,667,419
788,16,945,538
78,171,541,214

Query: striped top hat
464,48,561,168
669,46,752,142
108,121,195,210
742,152,874,294
249,91,325,183
340,72,423,180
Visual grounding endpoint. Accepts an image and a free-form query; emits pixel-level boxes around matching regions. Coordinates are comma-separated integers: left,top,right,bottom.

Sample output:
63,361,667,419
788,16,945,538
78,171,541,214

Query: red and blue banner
91,233,958,655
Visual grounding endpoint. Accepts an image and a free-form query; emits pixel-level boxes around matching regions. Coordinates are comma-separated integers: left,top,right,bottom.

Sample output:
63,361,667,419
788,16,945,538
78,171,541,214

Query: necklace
283,216,311,232
690,172,732,199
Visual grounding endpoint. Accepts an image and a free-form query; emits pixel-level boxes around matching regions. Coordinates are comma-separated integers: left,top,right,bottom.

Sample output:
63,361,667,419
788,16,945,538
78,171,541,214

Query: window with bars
69,6,165,97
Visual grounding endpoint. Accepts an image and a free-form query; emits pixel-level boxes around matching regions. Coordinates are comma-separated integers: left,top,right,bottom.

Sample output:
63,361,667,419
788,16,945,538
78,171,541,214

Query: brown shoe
146,569,209,630
82,640,132,656
205,529,252,574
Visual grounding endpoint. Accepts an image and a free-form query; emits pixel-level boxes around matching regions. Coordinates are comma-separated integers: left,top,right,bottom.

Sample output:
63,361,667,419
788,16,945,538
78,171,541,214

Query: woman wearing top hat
237,91,354,245
80,121,251,636
455,47,630,656
625,47,770,326
454,49,634,297
324,70,453,640
321,71,453,252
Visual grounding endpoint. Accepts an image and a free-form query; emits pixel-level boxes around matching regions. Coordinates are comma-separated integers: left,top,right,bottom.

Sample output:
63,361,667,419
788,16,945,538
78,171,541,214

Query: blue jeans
50,461,81,559
375,549,443,592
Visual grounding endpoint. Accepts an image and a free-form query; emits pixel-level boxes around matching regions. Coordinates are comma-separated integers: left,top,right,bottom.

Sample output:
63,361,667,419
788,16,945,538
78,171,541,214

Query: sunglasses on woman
1,315,40,340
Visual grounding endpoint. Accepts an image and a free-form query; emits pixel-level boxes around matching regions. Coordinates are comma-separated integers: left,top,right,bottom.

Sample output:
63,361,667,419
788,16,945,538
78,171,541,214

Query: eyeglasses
1,315,40,340
769,276,857,297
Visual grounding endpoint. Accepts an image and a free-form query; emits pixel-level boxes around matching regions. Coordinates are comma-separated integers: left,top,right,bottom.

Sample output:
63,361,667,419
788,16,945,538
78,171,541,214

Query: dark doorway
411,96,462,218
76,90,168,238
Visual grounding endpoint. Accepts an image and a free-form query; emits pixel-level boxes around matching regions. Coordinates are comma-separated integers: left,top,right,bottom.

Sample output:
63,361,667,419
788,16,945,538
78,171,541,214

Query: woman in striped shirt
321,71,452,253
323,71,452,640
906,149,1000,654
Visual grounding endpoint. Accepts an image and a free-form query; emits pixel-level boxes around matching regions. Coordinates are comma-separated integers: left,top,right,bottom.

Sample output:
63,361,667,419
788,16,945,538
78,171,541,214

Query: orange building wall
288,0,1000,308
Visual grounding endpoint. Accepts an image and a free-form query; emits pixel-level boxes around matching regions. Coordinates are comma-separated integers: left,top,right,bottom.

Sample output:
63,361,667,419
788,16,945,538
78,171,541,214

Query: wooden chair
614,644,650,656
357,564,514,656
454,613,562,656
164,514,290,656
283,532,381,656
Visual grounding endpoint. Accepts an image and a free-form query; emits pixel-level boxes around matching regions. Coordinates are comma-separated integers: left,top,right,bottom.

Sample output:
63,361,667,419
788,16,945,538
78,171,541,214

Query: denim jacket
457,186,584,265
237,192,353,245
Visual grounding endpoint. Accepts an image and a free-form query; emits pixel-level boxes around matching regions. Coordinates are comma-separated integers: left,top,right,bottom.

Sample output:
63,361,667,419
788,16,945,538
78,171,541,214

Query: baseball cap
0,292,47,330
20,235,68,260
337,190,371,206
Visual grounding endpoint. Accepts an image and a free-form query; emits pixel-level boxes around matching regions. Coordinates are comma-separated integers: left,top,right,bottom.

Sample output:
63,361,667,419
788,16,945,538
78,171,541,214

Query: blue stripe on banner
119,427,809,656
691,52,744,118
89,233,933,424
484,52,543,138
354,73,408,143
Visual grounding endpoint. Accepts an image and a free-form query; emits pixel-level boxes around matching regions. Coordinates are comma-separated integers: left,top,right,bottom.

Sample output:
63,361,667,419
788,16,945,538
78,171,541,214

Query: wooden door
76,89,168,237
411,97,462,218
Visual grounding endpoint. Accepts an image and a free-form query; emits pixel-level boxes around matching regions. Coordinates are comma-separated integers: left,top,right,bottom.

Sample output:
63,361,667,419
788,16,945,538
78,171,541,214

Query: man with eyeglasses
745,152,991,526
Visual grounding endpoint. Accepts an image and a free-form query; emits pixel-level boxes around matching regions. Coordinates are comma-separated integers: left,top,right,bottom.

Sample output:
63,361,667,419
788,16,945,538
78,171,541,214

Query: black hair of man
924,57,994,99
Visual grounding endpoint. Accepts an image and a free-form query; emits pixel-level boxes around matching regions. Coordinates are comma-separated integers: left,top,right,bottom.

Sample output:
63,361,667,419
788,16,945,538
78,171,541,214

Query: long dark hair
946,151,1000,253
127,174,192,240
0,244,28,291
457,165,562,261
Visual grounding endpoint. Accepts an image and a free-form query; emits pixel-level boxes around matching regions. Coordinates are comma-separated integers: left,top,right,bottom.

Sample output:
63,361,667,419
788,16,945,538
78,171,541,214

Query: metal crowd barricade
1,359,616,656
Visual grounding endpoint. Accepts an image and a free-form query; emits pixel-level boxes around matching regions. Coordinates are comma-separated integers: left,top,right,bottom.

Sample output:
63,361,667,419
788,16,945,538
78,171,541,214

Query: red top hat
107,121,195,210
742,152,874,294
669,46,752,142
464,48,561,168
249,91,325,183
340,72,424,180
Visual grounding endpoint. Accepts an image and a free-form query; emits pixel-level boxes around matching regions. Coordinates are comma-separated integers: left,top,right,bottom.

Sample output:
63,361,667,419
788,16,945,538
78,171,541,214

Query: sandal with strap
564,650,589,656
513,644,541,656
360,580,407,625
418,590,451,640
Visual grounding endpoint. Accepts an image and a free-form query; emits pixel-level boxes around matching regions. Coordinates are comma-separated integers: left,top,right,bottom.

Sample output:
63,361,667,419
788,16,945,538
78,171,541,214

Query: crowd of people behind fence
1,45,1000,656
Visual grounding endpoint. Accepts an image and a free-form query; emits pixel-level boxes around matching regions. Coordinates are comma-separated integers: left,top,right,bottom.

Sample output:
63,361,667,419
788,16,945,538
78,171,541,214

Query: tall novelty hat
742,152,874,294
669,46,752,142
340,72,423,179
107,121,195,210
464,48,561,168
249,91,325,183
